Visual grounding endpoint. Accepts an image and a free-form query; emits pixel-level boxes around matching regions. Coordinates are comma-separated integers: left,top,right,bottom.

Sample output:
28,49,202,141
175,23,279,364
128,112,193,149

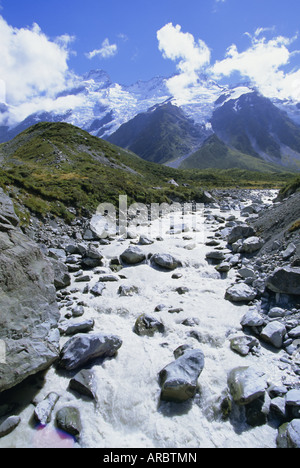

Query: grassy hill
179,134,287,172
0,122,210,221
0,122,295,223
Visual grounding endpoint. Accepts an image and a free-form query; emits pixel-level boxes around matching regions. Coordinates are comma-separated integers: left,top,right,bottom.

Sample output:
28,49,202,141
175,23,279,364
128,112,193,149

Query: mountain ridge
0,70,300,172
211,91,300,170
106,102,210,164
179,134,288,172
0,122,294,224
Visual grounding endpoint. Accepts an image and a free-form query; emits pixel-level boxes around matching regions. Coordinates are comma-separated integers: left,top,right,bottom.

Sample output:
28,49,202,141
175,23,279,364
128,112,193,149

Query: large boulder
59,333,122,371
260,321,287,348
0,191,60,393
120,246,146,265
227,367,267,405
277,420,300,448
151,253,179,270
266,267,300,295
240,236,264,254
159,349,205,403
55,406,82,439
81,245,103,269
225,283,257,302
227,225,256,245
50,259,71,290
85,213,117,240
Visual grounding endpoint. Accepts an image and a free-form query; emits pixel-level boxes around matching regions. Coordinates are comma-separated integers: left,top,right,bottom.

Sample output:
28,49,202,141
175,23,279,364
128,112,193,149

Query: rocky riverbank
0,187,299,448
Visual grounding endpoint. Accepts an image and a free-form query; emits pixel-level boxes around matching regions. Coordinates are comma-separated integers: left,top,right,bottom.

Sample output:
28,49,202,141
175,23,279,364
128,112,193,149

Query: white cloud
211,32,300,101
157,22,300,102
253,26,275,38
157,23,211,103
7,94,85,124
86,38,118,60
0,16,77,124
0,17,73,105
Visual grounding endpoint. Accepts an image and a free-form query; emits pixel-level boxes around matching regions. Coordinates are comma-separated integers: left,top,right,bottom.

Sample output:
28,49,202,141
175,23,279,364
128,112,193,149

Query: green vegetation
179,134,286,172
289,219,300,233
0,122,296,223
278,175,300,199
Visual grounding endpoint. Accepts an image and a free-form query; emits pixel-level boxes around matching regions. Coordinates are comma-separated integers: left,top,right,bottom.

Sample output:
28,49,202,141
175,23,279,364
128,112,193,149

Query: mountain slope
179,134,287,172
106,102,210,164
0,122,294,224
0,122,214,220
211,92,300,170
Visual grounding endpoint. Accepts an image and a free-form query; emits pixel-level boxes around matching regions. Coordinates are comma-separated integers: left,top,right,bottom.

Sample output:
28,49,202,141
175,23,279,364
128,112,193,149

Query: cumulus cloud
157,23,211,102
0,15,79,124
157,22,300,102
0,17,73,105
211,32,300,101
86,38,118,60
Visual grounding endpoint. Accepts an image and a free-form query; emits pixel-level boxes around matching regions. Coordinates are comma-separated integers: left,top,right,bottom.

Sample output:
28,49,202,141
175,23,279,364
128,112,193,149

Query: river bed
0,190,292,448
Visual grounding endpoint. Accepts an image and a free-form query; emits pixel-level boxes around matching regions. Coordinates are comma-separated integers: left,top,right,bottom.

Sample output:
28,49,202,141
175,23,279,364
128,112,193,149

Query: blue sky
1,0,300,85
0,0,300,125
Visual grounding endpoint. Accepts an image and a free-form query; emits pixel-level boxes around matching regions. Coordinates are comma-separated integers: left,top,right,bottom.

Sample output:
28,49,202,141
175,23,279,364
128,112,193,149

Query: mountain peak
83,69,112,84
107,101,210,164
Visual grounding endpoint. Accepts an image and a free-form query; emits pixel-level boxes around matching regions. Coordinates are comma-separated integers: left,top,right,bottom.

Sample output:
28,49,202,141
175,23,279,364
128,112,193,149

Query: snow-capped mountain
210,91,300,171
53,70,172,139
106,101,211,165
0,69,300,171
0,70,240,142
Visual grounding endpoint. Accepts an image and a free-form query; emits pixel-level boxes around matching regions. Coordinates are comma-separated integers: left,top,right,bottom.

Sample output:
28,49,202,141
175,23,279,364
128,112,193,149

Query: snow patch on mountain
1,68,299,145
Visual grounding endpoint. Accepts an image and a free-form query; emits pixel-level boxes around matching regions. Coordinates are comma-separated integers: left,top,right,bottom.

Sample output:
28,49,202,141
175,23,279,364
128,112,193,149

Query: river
0,190,290,448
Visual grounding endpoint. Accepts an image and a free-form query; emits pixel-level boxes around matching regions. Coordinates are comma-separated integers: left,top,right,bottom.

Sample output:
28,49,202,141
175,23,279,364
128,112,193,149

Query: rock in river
151,253,179,270
225,283,257,302
69,369,97,399
277,419,300,448
0,416,21,438
59,333,122,371
34,392,60,425
227,366,267,405
240,236,264,253
120,246,146,265
56,406,82,439
134,314,165,337
230,335,260,356
159,349,205,403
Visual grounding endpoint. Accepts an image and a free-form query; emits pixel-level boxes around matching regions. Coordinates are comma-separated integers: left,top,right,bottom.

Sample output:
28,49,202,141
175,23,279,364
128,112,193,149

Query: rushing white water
0,190,290,449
